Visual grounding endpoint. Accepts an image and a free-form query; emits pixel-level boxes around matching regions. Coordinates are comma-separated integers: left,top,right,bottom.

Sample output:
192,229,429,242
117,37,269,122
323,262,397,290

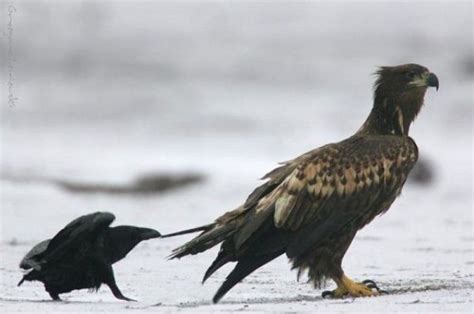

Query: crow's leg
103,265,136,302
45,285,61,301
108,280,136,302
48,291,61,301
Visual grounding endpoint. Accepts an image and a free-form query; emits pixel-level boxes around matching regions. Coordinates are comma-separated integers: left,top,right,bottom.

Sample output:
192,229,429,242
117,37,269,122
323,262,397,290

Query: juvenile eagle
163,64,439,302
18,212,161,301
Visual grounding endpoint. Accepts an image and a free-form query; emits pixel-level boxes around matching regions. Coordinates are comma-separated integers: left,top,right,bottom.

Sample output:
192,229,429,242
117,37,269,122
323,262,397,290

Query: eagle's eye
406,70,417,79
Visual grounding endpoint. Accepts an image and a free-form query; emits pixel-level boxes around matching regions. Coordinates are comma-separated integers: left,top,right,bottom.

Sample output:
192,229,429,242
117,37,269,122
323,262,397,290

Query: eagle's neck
356,87,427,136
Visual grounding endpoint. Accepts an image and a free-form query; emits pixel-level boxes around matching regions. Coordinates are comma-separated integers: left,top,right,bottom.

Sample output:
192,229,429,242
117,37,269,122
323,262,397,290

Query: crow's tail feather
17,276,26,286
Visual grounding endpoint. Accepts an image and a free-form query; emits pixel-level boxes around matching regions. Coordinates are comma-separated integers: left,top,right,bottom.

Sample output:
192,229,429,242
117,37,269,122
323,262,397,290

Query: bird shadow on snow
0,296,126,305
2,280,470,308
171,279,473,309
173,295,324,309
0,297,60,304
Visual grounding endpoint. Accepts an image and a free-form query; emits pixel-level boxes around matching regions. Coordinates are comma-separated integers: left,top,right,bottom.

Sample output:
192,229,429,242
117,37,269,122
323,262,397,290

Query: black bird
163,64,439,302
18,212,161,301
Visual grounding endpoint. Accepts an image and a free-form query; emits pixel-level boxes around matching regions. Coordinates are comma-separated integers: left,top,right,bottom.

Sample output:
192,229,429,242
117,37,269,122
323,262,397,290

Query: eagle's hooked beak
425,72,439,91
411,71,439,91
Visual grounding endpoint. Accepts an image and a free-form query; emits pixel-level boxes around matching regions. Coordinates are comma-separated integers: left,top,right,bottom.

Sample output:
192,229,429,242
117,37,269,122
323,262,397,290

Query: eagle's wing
38,212,115,266
234,135,418,256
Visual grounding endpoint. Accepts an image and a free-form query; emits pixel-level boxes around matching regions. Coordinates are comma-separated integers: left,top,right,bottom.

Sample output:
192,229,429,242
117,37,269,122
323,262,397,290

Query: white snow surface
1,1,473,313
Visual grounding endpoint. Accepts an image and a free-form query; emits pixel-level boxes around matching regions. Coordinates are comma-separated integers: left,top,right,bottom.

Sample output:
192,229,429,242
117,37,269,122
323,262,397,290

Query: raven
18,212,161,301
163,64,439,302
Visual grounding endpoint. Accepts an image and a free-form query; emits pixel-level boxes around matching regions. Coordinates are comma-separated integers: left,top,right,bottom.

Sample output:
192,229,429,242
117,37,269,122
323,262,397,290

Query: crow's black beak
139,228,161,240
426,72,439,91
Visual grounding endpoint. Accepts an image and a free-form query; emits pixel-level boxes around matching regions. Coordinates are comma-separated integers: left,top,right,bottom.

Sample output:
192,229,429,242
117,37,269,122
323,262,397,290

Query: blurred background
1,0,473,240
0,0,472,308
1,0,473,238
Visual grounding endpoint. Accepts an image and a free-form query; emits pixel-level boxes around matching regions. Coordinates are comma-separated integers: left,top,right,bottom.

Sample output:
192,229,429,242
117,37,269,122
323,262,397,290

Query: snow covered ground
1,1,473,313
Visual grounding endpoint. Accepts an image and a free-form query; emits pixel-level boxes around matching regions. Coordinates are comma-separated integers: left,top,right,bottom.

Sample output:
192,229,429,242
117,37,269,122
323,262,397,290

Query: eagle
163,64,439,302
18,212,161,301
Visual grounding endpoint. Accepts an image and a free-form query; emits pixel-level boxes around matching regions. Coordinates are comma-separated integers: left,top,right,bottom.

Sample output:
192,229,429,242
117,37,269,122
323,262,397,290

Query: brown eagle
163,64,439,302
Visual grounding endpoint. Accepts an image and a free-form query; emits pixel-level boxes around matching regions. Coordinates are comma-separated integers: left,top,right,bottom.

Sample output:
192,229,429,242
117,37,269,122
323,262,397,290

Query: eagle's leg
322,274,380,298
322,264,381,298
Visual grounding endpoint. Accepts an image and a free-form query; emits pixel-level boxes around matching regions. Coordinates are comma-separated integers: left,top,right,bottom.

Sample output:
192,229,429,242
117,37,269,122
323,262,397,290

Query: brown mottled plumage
163,64,439,302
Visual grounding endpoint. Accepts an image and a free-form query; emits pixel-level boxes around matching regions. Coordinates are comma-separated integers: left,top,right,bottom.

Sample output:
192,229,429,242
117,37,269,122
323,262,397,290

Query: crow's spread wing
19,239,51,270
40,212,115,264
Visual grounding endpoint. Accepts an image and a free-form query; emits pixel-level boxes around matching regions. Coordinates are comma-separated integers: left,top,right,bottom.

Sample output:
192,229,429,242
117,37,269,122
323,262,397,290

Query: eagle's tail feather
160,224,215,238
212,251,282,303
202,251,234,283
168,223,237,259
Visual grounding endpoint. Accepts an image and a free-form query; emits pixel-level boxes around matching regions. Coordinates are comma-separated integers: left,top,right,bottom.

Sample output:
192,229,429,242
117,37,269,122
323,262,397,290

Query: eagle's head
374,63,439,98
359,63,439,136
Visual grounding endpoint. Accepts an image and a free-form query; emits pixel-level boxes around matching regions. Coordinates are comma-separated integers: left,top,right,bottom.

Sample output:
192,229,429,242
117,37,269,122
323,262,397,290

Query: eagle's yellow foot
322,275,384,299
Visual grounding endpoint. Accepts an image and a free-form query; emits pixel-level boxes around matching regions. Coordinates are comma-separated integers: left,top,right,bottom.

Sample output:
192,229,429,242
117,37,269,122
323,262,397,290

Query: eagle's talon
362,279,376,285
322,285,350,299
362,279,379,289
321,290,335,299
361,279,386,293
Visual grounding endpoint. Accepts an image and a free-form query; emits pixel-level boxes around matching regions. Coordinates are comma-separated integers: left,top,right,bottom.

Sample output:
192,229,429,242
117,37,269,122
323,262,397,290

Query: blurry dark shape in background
58,172,204,195
408,158,435,185
461,55,474,76
1,172,205,196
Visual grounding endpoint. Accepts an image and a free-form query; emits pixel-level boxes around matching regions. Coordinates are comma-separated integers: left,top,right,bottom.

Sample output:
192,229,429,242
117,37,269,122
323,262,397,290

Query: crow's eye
406,71,417,79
